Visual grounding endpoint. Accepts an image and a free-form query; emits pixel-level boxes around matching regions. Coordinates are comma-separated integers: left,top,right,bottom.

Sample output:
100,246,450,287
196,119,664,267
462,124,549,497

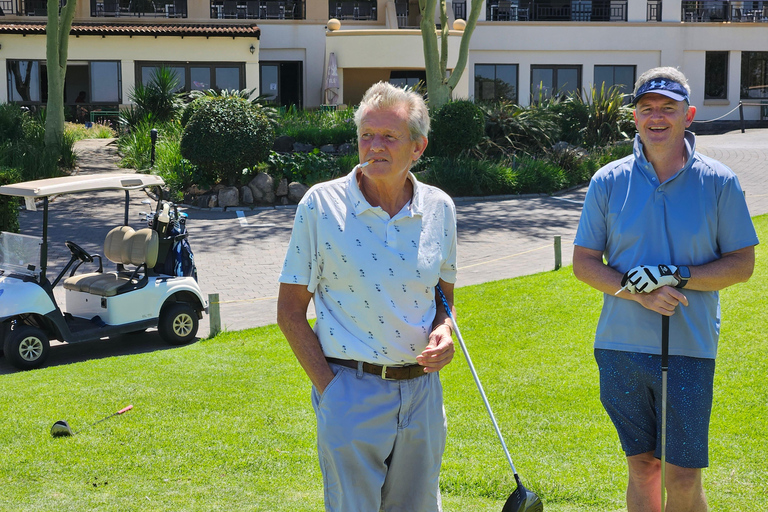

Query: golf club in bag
51,405,133,437
661,315,669,512
436,285,543,512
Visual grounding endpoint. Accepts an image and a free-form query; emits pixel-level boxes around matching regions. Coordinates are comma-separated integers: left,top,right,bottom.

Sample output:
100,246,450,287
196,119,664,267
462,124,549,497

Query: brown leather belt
326,357,426,380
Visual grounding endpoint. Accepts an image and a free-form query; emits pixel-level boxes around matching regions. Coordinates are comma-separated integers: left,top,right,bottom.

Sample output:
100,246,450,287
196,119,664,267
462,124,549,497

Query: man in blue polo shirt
573,67,758,511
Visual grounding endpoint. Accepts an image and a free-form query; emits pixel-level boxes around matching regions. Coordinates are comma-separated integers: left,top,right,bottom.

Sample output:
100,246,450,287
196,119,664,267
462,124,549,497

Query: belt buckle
380,365,395,380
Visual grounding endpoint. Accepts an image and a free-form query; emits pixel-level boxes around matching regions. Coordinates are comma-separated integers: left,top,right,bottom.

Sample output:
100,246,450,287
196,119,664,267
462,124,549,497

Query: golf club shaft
661,315,669,512
76,405,133,434
436,285,519,475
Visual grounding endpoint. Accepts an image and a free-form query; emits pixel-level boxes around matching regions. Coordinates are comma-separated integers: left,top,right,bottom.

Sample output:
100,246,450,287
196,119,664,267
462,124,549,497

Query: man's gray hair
354,82,430,141
634,67,691,97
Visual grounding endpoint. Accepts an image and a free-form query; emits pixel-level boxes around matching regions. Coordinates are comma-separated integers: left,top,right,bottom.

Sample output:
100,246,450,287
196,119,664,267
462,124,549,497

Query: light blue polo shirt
575,132,758,359
279,167,458,365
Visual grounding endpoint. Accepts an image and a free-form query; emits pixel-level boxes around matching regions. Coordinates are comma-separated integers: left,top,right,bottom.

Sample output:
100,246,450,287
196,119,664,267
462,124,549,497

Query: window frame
593,64,636,101
474,63,519,104
704,52,729,100
740,51,768,100
530,64,582,101
7,59,121,105
135,61,245,93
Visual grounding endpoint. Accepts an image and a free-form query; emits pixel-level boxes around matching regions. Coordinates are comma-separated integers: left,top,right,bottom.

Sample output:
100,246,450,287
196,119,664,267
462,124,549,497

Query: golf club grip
117,405,133,414
435,285,519,475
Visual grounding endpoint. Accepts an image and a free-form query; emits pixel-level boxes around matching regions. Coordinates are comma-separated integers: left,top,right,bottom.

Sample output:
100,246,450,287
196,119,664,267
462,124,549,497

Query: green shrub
0,104,28,143
124,66,184,127
430,100,485,158
416,157,517,197
278,107,356,146
480,101,560,157
267,149,342,186
514,156,567,194
180,98,275,185
0,167,21,233
553,84,636,148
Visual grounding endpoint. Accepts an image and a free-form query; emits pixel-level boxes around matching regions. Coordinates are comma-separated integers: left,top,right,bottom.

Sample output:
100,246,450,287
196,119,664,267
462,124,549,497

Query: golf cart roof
0,174,164,198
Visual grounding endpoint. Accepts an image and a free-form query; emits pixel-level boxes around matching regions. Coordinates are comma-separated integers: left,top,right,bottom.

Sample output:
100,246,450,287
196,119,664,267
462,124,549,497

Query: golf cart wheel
4,325,50,370
159,303,198,345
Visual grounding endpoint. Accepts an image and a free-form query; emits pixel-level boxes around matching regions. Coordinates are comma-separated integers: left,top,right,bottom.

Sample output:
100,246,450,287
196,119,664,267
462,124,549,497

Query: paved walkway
5,130,767,370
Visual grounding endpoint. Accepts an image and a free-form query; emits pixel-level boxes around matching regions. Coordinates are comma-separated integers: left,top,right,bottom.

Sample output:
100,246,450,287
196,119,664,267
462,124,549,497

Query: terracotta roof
0,21,260,38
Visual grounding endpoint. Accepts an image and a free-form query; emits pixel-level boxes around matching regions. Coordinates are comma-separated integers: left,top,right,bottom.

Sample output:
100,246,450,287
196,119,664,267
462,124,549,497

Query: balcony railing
647,0,661,21
328,1,376,20
682,0,768,22
90,0,187,17
486,0,627,22
210,0,304,19
2,0,64,16
452,1,466,19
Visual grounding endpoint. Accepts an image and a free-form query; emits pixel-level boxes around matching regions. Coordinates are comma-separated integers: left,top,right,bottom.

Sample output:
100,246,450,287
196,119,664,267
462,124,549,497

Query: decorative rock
248,172,275,204
320,144,336,154
276,178,289,197
218,186,240,208
240,186,254,204
338,143,356,155
273,135,296,153
280,196,290,205
293,142,315,153
287,182,310,203
197,194,217,209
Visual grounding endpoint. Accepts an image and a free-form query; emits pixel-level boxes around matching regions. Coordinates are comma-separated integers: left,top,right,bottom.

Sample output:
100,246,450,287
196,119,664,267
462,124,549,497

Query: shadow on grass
0,330,199,376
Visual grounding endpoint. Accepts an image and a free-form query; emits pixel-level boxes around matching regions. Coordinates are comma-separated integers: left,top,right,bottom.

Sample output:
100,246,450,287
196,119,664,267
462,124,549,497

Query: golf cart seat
63,227,159,297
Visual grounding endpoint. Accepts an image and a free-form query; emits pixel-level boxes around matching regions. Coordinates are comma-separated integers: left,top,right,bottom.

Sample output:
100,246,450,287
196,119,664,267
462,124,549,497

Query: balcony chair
265,0,284,18
246,0,258,17
357,1,372,19
222,0,238,17
497,0,512,20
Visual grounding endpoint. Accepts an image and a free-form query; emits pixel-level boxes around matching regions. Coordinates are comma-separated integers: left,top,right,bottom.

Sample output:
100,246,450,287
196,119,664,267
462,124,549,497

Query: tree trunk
420,0,485,110
44,0,78,156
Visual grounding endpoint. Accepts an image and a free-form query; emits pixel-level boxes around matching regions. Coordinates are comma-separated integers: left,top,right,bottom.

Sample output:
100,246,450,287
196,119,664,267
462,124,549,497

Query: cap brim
633,90,688,105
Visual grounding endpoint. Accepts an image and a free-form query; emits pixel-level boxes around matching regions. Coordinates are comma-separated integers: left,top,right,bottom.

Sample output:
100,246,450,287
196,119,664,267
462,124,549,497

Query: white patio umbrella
324,52,340,105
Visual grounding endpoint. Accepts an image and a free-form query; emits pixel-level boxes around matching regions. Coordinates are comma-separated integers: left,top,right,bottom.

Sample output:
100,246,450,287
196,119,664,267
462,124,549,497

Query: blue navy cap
633,79,690,105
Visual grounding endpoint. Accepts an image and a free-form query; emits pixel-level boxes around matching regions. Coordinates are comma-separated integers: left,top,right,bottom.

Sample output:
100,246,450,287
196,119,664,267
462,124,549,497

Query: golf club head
502,478,543,512
51,420,74,437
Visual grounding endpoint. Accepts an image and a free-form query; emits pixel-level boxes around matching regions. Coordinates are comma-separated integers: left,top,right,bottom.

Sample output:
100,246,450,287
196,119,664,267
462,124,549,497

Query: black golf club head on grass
50,420,74,437
502,475,544,512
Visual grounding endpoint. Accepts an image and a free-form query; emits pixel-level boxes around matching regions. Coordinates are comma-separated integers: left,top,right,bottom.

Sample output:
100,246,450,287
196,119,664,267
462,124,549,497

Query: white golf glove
621,264,681,294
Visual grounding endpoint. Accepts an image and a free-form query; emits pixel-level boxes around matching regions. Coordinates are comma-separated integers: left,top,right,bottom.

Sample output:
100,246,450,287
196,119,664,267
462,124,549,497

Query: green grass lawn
1,215,765,511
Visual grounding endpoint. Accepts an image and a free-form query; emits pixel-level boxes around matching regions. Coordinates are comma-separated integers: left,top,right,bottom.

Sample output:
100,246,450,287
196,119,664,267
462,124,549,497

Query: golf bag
151,202,198,280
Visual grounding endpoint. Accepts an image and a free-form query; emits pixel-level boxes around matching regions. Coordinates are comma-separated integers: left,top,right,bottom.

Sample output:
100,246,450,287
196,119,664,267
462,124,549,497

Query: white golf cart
0,174,207,370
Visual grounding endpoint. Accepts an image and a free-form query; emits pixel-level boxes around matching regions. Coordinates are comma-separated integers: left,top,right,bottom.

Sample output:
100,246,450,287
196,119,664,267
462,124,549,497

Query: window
7,61,41,103
704,52,728,100
741,52,768,100
531,65,581,100
474,64,518,103
259,62,303,108
7,60,120,105
136,62,244,93
594,65,635,101
389,70,426,89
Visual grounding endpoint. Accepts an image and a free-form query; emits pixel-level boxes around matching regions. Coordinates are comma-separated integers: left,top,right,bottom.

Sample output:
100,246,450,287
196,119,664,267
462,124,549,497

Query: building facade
1,0,767,121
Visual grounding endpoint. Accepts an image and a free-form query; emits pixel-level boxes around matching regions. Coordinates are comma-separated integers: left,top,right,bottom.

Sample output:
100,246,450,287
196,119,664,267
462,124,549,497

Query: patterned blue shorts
595,348,715,468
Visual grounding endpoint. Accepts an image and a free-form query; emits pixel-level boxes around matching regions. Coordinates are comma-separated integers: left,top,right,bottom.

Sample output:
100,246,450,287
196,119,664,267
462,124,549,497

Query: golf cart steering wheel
65,241,94,263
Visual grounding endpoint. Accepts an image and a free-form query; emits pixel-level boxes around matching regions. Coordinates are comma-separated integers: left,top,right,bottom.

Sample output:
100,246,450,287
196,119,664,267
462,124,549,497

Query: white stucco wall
2,33,260,106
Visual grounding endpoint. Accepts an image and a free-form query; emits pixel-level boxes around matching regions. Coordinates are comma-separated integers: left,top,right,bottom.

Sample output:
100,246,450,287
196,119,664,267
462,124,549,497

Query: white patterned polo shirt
279,166,458,365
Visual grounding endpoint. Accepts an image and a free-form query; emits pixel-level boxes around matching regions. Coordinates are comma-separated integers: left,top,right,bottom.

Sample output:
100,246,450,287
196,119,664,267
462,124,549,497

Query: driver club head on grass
502,475,544,512
51,405,133,437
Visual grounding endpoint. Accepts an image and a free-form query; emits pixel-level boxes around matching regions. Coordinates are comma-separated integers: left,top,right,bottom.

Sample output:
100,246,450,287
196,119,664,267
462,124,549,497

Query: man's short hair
354,82,430,141
633,67,691,106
